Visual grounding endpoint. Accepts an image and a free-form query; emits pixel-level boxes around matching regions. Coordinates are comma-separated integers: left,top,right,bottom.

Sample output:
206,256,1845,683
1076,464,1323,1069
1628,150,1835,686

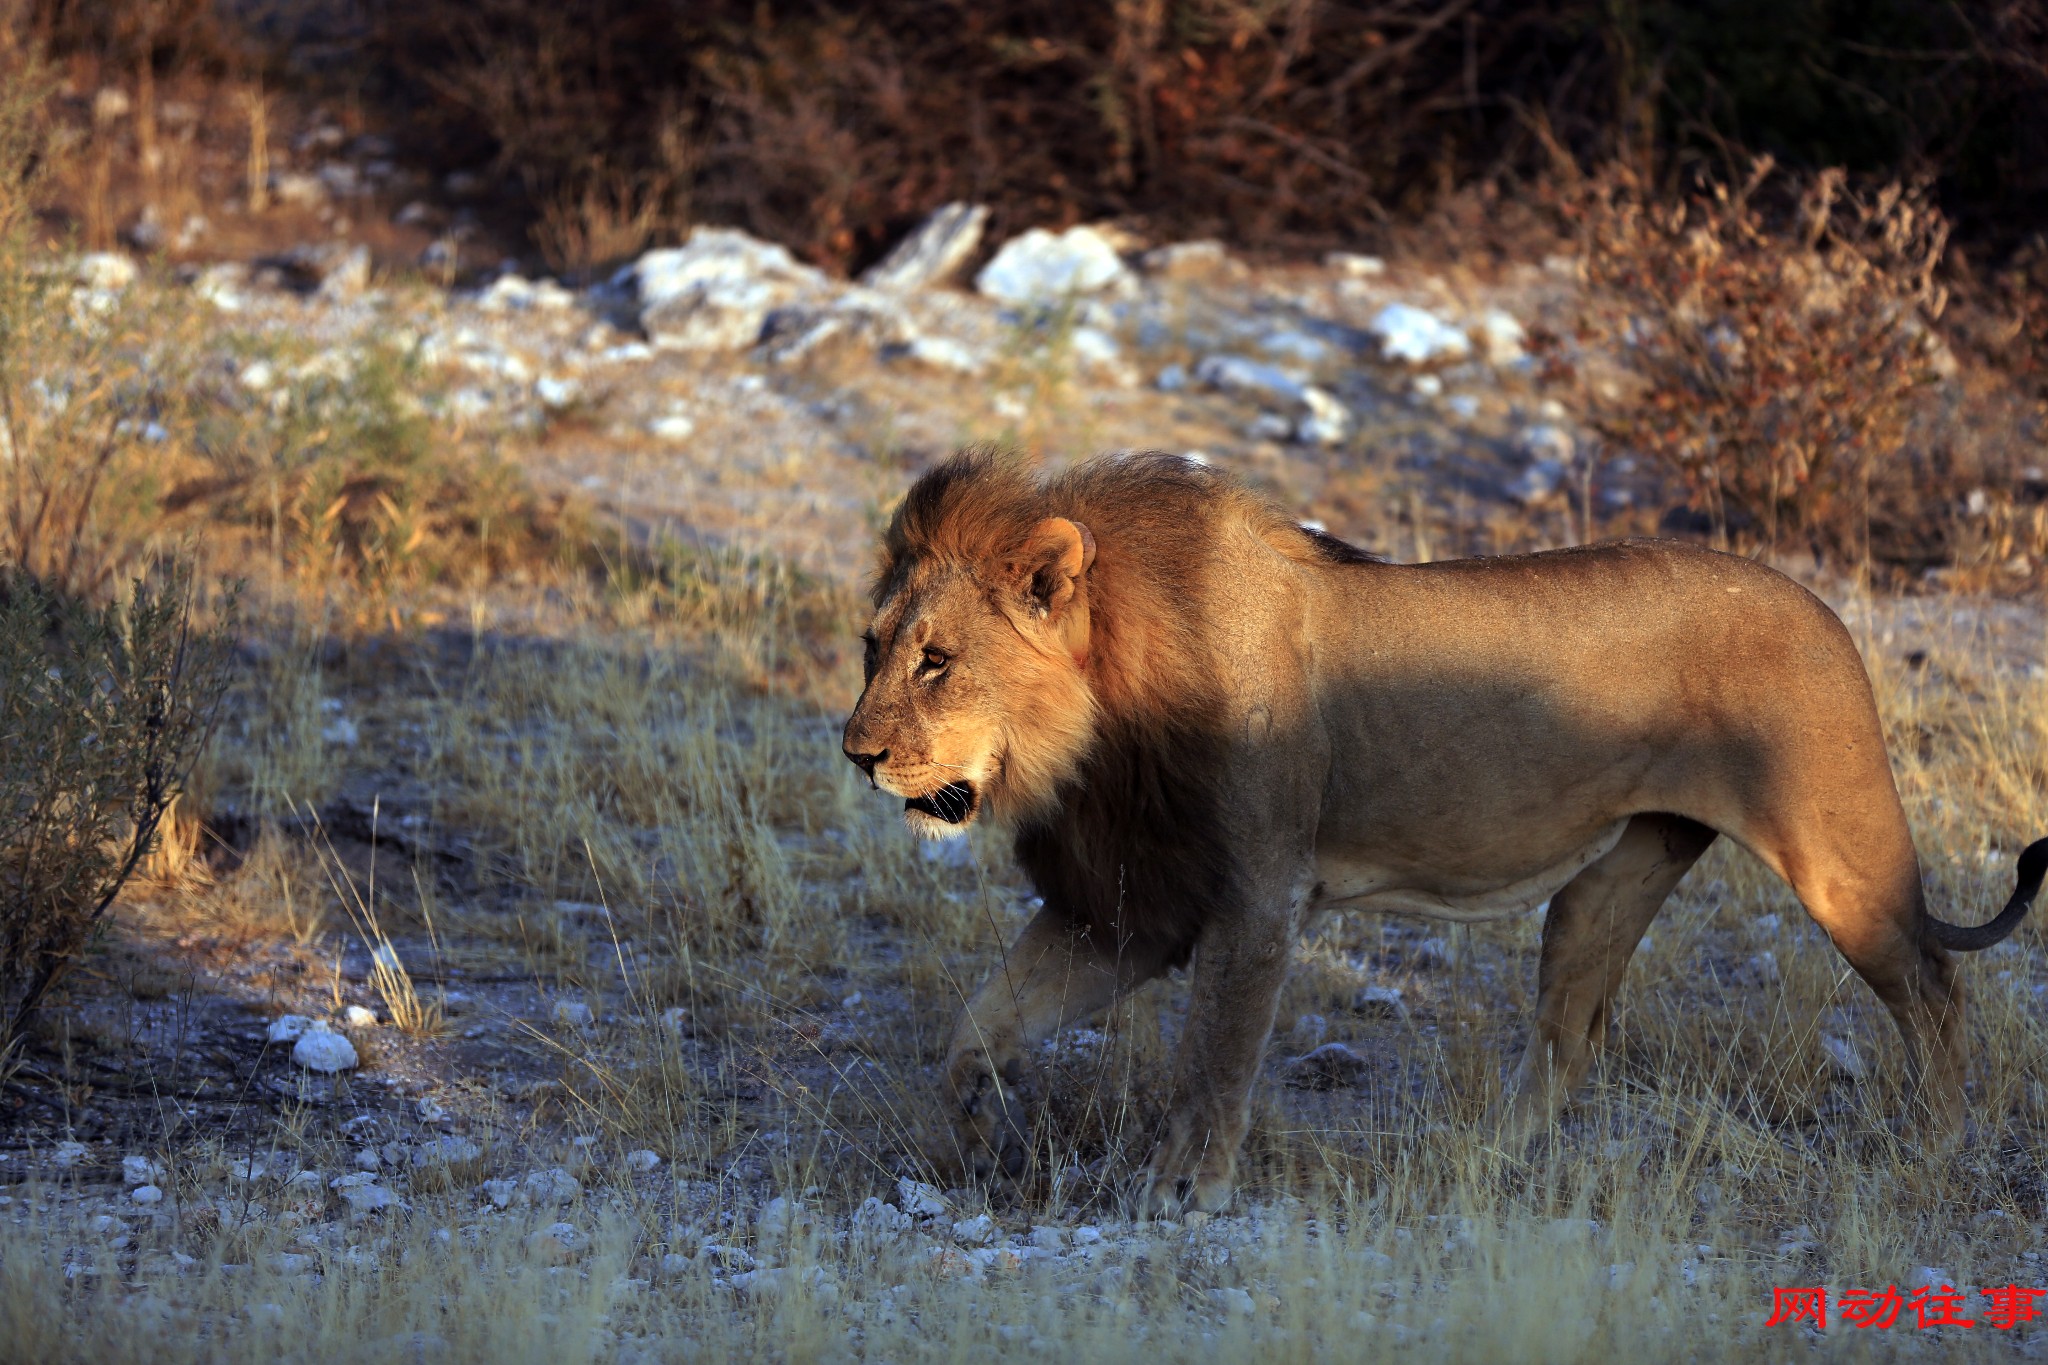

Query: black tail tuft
1928,835,2048,952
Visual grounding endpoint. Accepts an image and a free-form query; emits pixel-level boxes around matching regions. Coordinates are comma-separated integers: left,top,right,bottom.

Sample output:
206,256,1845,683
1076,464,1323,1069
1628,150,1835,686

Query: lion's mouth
905,781,978,825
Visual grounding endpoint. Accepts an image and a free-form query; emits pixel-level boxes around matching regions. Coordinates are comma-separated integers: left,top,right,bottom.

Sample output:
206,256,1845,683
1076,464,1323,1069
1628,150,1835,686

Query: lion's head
842,452,1100,837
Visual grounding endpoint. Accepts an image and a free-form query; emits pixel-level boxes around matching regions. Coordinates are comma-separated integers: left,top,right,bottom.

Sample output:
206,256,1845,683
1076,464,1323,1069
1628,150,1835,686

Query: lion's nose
845,747,887,781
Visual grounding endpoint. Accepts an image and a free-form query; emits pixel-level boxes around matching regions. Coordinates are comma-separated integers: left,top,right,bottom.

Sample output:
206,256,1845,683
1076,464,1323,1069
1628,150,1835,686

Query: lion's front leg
1138,896,1301,1217
945,908,1171,1184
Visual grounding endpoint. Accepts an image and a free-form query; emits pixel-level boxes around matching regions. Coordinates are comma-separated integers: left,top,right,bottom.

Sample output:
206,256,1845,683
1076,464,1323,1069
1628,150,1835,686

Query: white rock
130,1184,164,1204
1472,309,1527,364
1747,951,1781,984
267,1014,315,1043
370,942,402,973
320,716,360,746
477,273,572,313
854,1198,913,1234
353,1149,382,1172
1210,1287,1257,1317
343,1005,379,1029
1819,1034,1866,1078
895,1178,949,1219
269,171,327,208
900,334,986,375
552,1000,596,1029
647,414,696,443
415,1095,451,1124
1284,1041,1375,1088
191,262,248,312
291,1026,359,1073
699,1243,758,1273
861,202,990,291
1028,1225,1067,1252
74,253,138,291
481,1179,517,1209
659,1007,689,1032
331,1175,400,1212
1326,252,1385,277
625,1149,662,1173
1193,353,1307,406
526,1222,587,1263
1368,303,1471,365
975,226,1131,305
1068,326,1134,383
1353,984,1408,1019
92,87,132,123
625,228,827,352
123,1155,164,1185
951,1214,998,1246
757,1196,809,1241
51,1141,90,1168
1518,423,1575,466
1507,459,1566,506
1259,330,1334,366
519,1167,582,1205
1155,362,1188,391
1295,386,1353,446
535,376,582,410
412,1136,482,1166
238,359,278,393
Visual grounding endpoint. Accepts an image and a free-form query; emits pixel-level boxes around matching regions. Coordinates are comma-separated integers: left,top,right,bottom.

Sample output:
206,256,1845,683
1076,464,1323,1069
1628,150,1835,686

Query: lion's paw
945,1049,1031,1183
1134,1126,1236,1217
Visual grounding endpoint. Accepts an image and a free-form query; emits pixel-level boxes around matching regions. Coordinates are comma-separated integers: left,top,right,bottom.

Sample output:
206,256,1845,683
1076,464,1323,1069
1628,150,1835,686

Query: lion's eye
919,646,951,674
860,633,879,680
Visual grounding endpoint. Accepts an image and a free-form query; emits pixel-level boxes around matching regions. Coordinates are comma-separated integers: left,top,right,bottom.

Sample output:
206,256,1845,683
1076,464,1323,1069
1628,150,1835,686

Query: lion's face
843,518,1098,838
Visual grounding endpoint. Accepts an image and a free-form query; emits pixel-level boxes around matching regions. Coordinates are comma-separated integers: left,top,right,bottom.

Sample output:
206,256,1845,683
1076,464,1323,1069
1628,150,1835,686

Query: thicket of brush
20,1,2048,271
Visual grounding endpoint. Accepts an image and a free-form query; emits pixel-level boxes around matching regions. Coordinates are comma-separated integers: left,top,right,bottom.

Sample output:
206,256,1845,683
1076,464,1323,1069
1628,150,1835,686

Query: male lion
842,448,2047,1215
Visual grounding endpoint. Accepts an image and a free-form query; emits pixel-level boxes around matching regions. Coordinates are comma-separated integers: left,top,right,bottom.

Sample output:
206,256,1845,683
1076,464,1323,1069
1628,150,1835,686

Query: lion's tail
1927,837,2048,951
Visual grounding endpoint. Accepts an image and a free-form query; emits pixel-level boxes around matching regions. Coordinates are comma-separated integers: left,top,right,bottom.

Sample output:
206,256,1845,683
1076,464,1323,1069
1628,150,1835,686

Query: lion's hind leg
1493,813,1717,1142
1768,830,1963,1144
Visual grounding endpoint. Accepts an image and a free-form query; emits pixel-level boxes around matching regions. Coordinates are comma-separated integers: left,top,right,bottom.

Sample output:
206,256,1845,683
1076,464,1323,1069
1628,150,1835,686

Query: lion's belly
1309,820,1629,923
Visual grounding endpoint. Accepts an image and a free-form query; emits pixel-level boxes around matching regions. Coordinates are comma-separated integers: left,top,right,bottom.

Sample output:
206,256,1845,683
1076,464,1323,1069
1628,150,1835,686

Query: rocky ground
7,200,2048,1360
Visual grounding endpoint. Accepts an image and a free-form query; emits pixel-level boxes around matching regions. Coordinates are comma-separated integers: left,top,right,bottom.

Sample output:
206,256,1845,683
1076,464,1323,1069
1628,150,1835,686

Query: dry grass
1,38,2045,1345
5,520,2044,1359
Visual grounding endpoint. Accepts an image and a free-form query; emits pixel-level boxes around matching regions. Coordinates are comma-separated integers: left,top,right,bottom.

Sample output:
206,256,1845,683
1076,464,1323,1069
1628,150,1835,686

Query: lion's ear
1001,517,1094,621
995,518,1095,664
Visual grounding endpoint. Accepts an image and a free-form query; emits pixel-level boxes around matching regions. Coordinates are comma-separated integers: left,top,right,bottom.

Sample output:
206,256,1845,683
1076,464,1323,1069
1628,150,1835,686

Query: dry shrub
1546,159,1956,562
0,41,190,598
0,566,233,1046
185,340,580,612
533,156,690,277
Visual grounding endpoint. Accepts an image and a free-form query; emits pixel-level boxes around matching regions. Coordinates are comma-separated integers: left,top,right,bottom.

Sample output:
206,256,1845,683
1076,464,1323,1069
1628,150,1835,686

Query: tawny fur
843,448,2047,1215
